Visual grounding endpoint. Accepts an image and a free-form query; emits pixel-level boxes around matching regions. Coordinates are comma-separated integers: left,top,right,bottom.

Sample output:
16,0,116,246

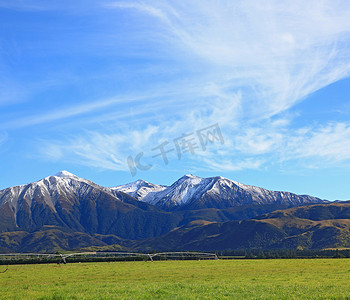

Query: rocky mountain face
0,171,332,253
114,174,326,210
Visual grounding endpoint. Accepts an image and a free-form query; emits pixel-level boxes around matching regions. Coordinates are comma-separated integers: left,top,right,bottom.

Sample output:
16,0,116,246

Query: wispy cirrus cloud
8,1,350,128
40,125,160,171
35,1,350,174
113,0,350,116
38,110,350,175
220,120,350,169
41,132,128,171
1,94,151,129
286,122,350,164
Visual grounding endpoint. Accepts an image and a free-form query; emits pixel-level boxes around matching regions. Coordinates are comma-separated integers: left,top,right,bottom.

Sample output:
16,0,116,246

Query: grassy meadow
1,259,350,299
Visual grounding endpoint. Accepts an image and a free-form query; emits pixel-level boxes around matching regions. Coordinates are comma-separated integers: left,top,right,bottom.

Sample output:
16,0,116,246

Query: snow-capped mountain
0,171,331,253
0,171,169,237
0,170,110,214
114,174,326,210
112,179,166,200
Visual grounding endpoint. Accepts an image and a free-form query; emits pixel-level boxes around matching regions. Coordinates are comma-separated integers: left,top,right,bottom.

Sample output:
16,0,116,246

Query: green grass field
1,259,350,299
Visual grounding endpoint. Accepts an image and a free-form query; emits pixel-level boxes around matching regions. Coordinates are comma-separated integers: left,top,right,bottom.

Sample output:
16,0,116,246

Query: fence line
0,251,218,264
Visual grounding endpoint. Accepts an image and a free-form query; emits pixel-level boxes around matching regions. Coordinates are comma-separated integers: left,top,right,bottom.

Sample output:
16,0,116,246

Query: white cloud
40,132,128,171
201,157,265,172
223,121,350,168
37,1,350,173
9,1,350,129
286,122,350,163
1,94,151,129
39,115,350,173
110,0,350,119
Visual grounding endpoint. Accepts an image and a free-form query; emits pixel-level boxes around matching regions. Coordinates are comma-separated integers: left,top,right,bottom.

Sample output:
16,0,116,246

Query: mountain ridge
131,202,350,251
114,174,327,210
0,171,336,253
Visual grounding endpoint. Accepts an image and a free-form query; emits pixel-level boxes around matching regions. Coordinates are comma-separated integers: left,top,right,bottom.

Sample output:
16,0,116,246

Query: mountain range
1,171,347,253
113,174,324,210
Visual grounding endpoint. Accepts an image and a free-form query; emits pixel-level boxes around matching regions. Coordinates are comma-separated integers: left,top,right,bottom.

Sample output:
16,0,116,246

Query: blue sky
1,0,350,200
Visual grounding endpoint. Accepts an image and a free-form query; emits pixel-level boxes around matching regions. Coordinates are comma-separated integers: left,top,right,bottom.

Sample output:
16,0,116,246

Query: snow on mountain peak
54,170,79,178
182,174,201,180
115,179,149,193
174,174,202,185
113,179,167,200
184,174,200,178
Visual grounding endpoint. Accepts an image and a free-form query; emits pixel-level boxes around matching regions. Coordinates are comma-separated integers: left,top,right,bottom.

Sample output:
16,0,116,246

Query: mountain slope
132,202,350,251
0,171,337,253
115,175,326,210
2,172,290,246
0,171,182,240
0,225,130,253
